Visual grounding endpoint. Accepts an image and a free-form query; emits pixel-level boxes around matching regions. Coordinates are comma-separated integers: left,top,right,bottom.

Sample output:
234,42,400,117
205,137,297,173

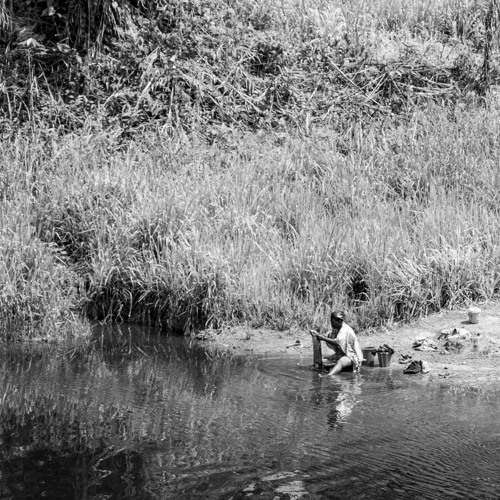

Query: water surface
1,326,499,499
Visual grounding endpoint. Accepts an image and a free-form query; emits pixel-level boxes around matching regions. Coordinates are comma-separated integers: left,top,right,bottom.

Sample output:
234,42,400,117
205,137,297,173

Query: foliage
0,0,499,136
3,1,500,338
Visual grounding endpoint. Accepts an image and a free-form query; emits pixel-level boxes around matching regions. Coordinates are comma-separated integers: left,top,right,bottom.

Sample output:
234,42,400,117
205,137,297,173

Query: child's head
330,310,344,328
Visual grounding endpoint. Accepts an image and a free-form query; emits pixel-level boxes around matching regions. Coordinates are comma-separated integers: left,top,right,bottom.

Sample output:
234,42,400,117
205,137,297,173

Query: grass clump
0,203,83,340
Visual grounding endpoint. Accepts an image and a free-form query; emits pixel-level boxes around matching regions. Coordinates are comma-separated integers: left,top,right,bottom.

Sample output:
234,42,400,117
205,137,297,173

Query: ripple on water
251,355,500,499
2,342,500,499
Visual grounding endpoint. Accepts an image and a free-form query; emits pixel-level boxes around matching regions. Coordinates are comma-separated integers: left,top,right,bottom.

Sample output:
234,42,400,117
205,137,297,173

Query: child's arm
310,330,339,348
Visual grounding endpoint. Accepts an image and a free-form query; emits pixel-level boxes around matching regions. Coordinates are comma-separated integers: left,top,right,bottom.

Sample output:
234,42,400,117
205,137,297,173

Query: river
1,325,499,499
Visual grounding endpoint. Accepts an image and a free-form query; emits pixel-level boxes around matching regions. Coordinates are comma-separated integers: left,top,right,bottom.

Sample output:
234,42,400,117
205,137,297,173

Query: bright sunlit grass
2,97,500,338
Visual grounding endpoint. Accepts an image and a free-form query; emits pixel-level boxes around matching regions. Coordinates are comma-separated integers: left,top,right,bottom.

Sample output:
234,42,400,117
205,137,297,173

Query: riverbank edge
195,302,500,390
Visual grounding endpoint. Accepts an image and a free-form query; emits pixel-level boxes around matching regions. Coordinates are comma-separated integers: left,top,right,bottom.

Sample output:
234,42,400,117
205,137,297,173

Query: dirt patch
196,302,500,388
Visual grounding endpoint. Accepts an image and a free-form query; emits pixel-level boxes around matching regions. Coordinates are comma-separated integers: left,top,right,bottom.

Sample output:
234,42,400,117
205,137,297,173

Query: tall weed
0,101,497,336
0,203,83,339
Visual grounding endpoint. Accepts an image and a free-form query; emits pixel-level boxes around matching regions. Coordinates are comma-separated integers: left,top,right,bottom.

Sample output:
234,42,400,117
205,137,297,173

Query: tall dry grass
2,0,500,338
248,0,488,43
0,201,84,339
2,97,500,337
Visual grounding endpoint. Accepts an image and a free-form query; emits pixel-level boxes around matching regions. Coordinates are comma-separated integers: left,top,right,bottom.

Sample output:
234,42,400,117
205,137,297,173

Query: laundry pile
402,323,484,375
437,327,470,340
371,344,395,355
412,336,438,351
395,334,436,374
438,327,480,353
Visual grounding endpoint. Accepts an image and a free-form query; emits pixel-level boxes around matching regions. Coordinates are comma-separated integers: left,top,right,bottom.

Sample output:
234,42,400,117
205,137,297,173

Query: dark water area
1,325,500,499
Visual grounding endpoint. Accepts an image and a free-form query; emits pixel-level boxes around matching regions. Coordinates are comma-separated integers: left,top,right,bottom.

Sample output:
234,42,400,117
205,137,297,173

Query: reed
0,200,84,340
2,97,500,339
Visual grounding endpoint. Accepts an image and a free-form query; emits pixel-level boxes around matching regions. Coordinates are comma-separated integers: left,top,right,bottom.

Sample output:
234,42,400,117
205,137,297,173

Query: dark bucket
362,347,376,367
377,352,392,367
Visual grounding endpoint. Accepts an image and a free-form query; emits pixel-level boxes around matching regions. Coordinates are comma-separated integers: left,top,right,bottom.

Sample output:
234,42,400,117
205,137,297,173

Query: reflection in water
307,373,363,431
324,376,362,431
1,446,150,500
1,325,500,499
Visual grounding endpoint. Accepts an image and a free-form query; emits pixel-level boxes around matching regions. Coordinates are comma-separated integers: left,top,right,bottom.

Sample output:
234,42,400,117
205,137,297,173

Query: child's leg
320,356,352,377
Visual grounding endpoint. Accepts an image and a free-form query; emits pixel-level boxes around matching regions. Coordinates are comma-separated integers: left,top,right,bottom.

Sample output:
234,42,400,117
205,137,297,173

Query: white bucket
468,306,481,324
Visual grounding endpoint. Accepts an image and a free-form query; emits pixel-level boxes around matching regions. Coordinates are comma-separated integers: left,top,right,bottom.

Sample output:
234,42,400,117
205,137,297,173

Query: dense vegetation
1,0,500,339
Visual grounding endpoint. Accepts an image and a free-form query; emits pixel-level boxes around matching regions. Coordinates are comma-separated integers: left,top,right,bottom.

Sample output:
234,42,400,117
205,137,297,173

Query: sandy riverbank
195,303,500,389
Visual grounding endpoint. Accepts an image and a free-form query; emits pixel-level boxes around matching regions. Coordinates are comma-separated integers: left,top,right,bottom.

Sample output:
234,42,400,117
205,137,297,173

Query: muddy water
1,326,500,499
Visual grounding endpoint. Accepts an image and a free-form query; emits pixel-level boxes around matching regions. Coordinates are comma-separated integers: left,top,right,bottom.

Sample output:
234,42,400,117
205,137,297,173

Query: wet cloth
403,360,421,374
420,360,430,373
324,324,364,371
403,360,431,374
412,337,438,351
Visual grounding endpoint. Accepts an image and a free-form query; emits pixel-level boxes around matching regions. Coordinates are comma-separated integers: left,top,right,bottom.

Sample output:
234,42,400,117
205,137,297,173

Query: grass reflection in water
0,326,254,499
2,328,500,499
